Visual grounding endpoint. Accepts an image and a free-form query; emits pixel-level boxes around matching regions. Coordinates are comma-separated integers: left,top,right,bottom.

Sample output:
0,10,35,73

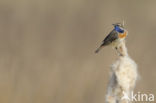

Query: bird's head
113,23,124,33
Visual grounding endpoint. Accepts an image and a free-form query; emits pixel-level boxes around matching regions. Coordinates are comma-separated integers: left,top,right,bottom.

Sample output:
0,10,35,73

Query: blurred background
0,0,156,103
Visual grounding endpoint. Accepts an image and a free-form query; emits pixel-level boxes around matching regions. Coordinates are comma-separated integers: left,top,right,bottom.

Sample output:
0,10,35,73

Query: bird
95,23,127,53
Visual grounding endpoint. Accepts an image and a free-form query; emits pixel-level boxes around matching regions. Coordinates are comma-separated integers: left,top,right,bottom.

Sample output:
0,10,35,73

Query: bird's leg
115,40,128,57
119,46,124,56
115,46,123,56
115,47,118,50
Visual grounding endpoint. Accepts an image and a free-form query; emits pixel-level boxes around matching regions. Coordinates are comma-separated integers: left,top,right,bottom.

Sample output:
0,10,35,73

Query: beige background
0,0,156,103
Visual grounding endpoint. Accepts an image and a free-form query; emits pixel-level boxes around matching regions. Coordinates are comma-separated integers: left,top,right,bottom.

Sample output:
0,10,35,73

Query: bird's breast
119,31,127,39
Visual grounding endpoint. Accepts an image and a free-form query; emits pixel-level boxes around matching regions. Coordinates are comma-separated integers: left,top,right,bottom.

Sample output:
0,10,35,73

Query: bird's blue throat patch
114,26,124,33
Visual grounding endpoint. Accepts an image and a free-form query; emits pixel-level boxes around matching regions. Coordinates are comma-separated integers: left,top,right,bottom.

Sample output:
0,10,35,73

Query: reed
106,40,138,103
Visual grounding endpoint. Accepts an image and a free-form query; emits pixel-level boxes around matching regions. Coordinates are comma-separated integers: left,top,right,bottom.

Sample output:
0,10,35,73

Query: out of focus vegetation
0,0,156,103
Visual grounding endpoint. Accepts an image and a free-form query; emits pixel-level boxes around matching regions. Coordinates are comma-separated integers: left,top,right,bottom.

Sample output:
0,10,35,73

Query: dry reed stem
106,41,138,103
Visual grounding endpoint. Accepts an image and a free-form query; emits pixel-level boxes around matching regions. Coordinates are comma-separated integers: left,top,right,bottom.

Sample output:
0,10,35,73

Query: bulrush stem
106,40,138,103
116,40,128,57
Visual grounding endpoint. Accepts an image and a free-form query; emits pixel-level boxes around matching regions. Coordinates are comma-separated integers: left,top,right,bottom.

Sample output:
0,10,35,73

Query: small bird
95,23,127,53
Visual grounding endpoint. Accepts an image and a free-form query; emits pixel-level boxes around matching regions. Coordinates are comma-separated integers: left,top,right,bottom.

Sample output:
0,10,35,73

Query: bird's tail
95,46,103,53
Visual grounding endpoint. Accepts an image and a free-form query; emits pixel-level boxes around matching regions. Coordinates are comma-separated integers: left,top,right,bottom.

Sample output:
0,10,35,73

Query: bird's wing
101,29,118,46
